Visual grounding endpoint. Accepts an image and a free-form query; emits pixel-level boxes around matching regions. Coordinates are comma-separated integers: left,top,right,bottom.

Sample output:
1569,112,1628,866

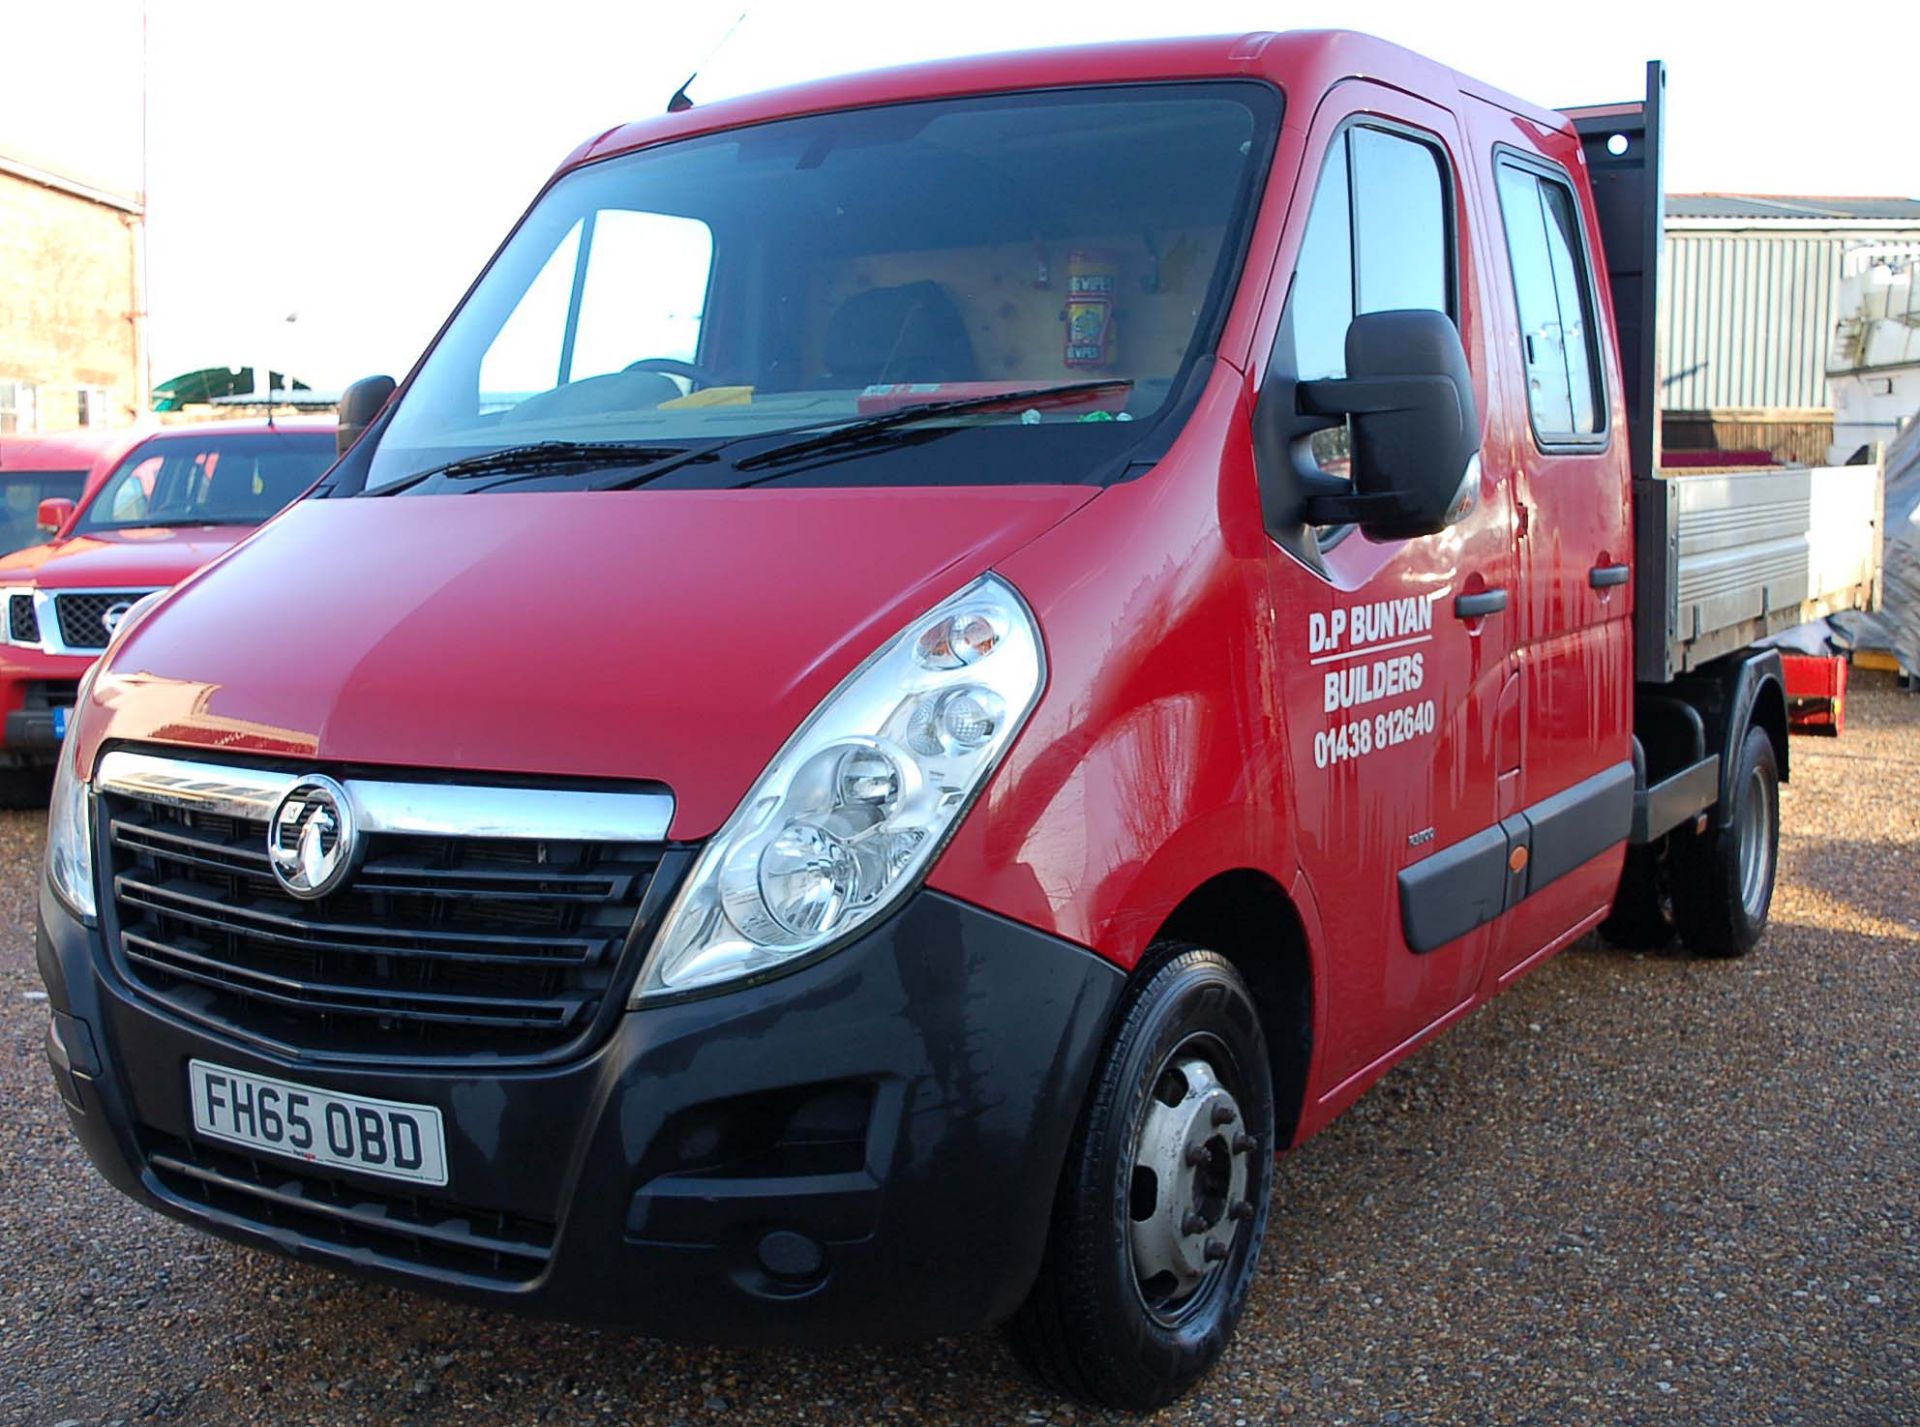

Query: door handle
1590,563,1631,588
1453,588,1509,619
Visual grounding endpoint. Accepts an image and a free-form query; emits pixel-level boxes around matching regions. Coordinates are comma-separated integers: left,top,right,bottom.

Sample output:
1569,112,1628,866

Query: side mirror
336,374,397,456
36,497,75,536
1298,310,1480,540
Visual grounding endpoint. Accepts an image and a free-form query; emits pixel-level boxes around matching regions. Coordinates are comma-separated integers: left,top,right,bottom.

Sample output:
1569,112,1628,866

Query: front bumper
0,645,90,756
37,880,1123,1343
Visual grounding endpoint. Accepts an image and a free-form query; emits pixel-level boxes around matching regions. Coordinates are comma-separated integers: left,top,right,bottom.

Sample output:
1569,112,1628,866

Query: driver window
108,456,162,522
1280,123,1454,476
475,213,713,412
571,211,712,380
479,222,582,412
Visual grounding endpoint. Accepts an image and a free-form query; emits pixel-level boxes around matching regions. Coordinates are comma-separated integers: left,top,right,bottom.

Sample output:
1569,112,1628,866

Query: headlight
45,665,100,922
635,573,1044,1001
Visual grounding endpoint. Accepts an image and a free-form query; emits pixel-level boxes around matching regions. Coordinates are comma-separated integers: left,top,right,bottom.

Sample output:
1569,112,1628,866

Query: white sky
1,1,1913,390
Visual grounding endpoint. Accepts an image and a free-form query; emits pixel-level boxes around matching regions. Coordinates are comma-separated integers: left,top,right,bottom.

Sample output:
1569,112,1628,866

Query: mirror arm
1298,374,1454,419
1301,488,1420,526
1295,377,1424,523
1295,373,1468,529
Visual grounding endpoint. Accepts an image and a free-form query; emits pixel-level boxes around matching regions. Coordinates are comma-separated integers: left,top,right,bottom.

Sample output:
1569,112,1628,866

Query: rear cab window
1492,156,1607,446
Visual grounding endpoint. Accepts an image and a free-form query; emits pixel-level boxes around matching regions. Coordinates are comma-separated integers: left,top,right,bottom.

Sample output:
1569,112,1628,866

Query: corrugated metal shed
1671,195,1920,223
1660,195,1920,410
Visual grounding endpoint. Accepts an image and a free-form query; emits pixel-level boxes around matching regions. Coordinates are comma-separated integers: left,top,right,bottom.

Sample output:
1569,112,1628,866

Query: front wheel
1670,725,1780,957
1007,945,1274,1409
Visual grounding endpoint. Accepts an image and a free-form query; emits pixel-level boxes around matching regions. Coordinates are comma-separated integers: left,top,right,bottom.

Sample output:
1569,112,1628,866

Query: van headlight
635,573,1044,1001
45,666,100,923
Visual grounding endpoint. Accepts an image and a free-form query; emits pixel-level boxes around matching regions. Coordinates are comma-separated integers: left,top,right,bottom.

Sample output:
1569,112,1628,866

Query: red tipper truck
0,428,126,557
36,34,1881,1407
0,420,337,804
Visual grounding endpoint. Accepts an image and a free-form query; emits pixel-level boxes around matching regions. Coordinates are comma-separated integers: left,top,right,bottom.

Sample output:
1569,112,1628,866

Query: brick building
0,152,147,434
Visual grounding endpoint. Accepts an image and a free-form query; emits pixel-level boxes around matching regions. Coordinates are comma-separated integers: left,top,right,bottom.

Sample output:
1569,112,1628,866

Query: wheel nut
1185,1145,1209,1167
1231,1133,1256,1154
1181,1211,1208,1235
1211,1103,1237,1127
1203,1239,1229,1262
1228,1199,1254,1222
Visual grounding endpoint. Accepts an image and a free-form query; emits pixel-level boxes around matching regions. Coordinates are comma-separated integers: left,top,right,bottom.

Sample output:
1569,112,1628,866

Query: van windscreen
365,82,1280,494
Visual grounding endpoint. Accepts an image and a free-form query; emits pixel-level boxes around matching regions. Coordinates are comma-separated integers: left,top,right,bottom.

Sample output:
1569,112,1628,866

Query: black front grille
141,1128,555,1285
56,589,150,649
7,591,37,643
102,785,667,1059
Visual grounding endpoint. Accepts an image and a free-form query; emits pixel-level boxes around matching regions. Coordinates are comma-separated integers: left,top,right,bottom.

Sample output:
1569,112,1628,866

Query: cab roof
0,417,336,471
145,417,338,437
0,427,130,472
568,30,1573,174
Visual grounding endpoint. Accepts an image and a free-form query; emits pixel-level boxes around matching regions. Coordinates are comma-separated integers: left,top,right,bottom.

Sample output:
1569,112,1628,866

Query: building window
0,380,38,434
76,387,110,427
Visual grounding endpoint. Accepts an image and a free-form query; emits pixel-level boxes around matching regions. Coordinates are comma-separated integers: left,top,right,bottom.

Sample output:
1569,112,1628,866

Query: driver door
1257,84,1518,1091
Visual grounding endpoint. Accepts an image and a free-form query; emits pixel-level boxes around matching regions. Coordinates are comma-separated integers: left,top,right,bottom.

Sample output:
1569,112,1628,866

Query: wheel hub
1737,762,1776,920
1128,1055,1255,1307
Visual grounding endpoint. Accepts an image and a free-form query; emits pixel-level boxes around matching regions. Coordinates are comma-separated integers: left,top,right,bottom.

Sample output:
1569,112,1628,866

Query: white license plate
188,1059,448,1186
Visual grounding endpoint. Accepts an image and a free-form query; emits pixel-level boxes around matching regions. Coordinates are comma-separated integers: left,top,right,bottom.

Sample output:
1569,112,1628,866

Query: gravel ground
3,676,1915,1427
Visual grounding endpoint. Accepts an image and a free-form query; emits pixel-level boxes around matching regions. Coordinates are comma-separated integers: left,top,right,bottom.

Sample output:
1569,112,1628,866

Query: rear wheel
1008,945,1274,1409
1670,725,1779,958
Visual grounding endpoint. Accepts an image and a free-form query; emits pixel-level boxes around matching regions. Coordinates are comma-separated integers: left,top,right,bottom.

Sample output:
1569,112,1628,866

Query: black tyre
1599,841,1675,950
1008,945,1274,1409
1670,725,1779,958
0,765,53,809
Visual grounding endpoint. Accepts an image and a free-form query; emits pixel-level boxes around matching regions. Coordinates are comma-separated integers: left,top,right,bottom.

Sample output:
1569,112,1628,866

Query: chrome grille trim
94,749,687,1060
6,590,38,643
29,586,164,654
95,752,287,820
94,750,675,843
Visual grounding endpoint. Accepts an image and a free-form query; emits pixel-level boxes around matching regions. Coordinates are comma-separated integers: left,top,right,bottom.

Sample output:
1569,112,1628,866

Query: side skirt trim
1397,760,1634,954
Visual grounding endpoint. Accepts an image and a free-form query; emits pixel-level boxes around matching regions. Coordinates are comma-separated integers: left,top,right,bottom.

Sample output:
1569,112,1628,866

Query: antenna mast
667,10,748,113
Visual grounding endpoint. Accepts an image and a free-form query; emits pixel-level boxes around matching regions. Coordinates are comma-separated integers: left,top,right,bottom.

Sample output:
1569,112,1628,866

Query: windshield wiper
95,517,241,530
368,382,1136,496
727,380,1135,474
372,440,697,495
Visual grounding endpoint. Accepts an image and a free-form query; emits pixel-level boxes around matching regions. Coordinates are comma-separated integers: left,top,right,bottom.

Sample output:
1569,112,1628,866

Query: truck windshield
366,82,1280,493
74,431,337,533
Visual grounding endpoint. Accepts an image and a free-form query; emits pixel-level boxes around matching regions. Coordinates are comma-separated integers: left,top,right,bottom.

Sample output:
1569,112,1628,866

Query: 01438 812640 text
1306,595,1439,770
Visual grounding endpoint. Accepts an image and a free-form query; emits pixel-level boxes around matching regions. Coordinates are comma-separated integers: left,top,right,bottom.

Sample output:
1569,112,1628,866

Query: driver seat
821,281,977,387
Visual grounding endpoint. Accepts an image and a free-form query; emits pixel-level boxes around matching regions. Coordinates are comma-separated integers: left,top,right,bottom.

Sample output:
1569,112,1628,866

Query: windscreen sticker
1307,596,1439,770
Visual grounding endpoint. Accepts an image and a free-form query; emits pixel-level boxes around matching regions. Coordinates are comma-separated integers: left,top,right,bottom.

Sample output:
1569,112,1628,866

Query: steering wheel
623,357,723,390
